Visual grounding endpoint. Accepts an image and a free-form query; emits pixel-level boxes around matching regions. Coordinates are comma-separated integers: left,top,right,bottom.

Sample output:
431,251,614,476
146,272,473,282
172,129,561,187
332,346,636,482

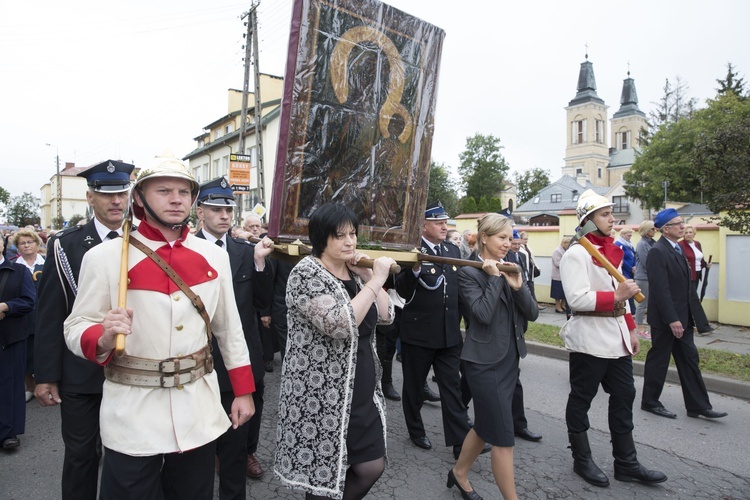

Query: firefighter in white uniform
64,155,255,499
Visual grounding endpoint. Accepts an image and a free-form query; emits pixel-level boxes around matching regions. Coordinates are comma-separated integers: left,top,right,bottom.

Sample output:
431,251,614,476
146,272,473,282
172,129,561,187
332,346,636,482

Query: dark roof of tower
613,73,646,119
569,56,605,107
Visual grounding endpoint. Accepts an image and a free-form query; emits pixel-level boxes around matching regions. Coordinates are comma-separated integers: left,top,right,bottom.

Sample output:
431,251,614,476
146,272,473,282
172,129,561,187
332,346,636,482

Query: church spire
613,69,646,119
569,53,604,106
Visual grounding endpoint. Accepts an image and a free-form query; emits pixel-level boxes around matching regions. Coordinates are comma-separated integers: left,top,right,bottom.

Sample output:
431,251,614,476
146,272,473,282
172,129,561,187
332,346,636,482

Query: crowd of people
0,162,727,499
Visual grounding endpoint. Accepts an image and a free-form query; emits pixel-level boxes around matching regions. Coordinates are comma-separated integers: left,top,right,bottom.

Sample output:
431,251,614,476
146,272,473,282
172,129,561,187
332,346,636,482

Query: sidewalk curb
526,340,750,401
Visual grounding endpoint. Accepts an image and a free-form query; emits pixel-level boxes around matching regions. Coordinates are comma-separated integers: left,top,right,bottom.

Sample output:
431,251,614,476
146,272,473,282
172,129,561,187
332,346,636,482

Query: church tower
563,54,610,187
609,71,648,184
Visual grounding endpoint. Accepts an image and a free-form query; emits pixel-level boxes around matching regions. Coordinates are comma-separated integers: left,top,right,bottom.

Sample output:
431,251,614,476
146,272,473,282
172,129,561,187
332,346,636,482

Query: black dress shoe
423,383,441,402
382,383,401,401
410,435,432,450
446,469,483,500
515,428,543,442
452,443,491,460
264,361,274,373
1,436,20,449
641,405,677,419
687,409,727,419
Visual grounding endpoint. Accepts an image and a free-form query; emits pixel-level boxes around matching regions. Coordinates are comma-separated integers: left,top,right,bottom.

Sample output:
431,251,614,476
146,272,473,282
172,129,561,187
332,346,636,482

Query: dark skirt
550,279,566,300
463,345,519,447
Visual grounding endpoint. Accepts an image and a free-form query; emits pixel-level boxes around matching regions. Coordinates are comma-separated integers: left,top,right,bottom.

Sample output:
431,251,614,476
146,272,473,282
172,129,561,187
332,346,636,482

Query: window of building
213,159,220,177
533,196,540,204
612,195,629,213
551,193,562,203
225,123,233,134
220,156,229,177
202,163,209,182
575,167,583,175
620,130,630,150
597,166,602,178
215,129,223,140
572,190,579,201
595,119,604,143
572,119,586,144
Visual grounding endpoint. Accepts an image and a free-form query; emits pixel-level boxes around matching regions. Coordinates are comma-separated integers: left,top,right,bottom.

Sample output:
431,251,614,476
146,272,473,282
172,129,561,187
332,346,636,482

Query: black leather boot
568,431,609,487
611,432,667,483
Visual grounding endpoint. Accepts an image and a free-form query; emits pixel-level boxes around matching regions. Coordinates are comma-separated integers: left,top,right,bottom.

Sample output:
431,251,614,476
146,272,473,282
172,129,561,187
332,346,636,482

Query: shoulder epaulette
54,225,84,239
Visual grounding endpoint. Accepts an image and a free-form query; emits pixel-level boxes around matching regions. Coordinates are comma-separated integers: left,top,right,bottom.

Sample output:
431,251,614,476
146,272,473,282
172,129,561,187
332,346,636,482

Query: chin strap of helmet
136,187,190,230
582,217,611,238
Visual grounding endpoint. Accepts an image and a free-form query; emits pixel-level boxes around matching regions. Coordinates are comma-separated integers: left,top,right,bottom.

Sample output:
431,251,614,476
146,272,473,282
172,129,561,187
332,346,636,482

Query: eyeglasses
17,240,37,246
663,220,685,227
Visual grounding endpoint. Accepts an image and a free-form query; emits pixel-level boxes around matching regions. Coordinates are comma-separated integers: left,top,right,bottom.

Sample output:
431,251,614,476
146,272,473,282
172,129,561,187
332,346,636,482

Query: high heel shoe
447,469,483,500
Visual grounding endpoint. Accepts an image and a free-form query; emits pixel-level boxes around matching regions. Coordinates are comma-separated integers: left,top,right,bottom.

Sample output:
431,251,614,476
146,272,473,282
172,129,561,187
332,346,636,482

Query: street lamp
662,180,670,209
45,143,62,225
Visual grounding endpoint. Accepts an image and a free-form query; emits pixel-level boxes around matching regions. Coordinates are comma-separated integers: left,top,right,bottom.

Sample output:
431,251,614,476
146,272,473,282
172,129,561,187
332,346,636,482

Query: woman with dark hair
449,213,538,500
274,203,396,500
678,224,713,334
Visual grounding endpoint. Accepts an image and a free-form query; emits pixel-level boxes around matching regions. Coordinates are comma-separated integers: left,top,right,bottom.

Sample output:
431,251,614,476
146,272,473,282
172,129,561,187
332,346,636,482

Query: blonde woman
449,213,538,500
12,229,44,401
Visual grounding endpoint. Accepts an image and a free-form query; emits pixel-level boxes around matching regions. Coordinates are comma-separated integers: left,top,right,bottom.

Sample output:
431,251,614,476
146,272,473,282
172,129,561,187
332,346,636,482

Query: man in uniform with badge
195,177,274,496
34,159,134,500
395,201,473,459
63,156,257,498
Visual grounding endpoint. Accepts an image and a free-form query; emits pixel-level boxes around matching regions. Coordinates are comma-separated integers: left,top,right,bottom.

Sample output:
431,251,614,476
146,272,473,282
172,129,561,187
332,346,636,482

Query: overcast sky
2,0,749,201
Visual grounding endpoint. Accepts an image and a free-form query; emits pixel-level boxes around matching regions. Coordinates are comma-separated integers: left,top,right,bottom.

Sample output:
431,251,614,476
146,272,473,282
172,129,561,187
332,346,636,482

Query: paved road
3,350,749,499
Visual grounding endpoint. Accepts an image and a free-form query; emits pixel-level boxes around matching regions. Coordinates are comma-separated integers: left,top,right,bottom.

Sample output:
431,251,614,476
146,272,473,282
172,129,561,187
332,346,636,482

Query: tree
0,185,9,222
647,76,697,134
625,92,750,213
715,62,747,98
68,214,85,227
462,196,478,213
477,196,489,212
6,192,40,226
427,161,459,217
458,133,509,201
489,197,503,213
514,167,551,205
694,98,750,234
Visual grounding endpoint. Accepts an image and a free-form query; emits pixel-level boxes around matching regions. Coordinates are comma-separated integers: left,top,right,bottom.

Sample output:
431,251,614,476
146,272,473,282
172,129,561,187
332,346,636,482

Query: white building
183,74,284,221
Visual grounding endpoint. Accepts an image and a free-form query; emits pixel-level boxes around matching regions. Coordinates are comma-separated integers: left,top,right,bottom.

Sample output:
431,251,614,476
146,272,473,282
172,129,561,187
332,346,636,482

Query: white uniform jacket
64,222,253,456
559,239,637,359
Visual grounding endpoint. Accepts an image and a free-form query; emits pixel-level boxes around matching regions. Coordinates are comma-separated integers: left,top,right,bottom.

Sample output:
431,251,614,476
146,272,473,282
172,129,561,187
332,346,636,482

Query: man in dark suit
195,177,274,496
507,232,543,442
395,201,471,457
641,208,727,420
34,160,134,500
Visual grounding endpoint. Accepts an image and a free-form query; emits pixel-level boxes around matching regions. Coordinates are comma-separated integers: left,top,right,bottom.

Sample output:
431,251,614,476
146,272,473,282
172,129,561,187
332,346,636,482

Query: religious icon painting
269,0,445,250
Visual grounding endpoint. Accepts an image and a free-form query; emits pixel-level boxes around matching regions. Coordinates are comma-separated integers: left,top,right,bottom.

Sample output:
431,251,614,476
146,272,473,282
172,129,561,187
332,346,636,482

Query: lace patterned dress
274,256,393,499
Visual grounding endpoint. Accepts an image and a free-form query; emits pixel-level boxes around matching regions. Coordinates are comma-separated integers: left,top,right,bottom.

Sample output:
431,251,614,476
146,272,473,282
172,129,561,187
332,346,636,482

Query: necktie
215,240,224,248
106,231,119,240
675,244,683,256
434,244,441,256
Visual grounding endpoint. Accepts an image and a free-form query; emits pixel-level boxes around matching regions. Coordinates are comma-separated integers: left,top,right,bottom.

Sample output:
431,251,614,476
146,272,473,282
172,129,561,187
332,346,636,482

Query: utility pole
46,143,62,226
239,2,265,213
662,180,670,208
